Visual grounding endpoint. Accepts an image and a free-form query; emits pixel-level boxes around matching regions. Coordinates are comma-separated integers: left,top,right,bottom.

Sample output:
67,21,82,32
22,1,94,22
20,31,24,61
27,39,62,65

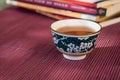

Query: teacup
51,19,101,60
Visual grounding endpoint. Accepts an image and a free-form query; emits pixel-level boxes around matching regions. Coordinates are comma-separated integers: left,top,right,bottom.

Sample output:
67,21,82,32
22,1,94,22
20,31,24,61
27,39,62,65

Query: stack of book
6,0,120,27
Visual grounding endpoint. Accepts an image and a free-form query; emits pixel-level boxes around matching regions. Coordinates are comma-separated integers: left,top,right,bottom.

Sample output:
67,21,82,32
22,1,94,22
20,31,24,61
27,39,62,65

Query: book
19,0,97,8
66,0,120,8
36,10,120,28
6,0,98,21
36,10,72,20
100,16,120,27
96,2,120,22
97,0,120,7
18,0,106,16
72,0,102,3
64,0,97,8
6,0,120,22
64,0,98,7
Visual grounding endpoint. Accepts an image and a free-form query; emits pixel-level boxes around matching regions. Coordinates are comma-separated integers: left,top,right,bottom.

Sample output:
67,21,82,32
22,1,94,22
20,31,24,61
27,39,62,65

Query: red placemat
0,7,120,80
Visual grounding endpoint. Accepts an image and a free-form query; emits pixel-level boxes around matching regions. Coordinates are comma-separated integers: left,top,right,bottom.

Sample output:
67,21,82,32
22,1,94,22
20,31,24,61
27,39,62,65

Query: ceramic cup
51,19,101,60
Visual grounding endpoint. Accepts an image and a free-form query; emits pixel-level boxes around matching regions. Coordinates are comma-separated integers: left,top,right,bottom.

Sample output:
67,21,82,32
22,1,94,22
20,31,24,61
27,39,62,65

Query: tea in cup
51,19,101,60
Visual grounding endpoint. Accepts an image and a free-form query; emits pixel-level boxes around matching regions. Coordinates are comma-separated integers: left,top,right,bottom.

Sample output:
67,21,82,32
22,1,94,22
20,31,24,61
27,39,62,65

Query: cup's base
63,54,86,60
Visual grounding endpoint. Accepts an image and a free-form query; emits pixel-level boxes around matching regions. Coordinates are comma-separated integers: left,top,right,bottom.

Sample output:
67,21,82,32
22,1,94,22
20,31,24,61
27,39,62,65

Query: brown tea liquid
57,26,95,35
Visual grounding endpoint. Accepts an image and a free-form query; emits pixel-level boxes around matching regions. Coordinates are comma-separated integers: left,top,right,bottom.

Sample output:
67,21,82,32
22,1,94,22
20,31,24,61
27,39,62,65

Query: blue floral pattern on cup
52,31,98,54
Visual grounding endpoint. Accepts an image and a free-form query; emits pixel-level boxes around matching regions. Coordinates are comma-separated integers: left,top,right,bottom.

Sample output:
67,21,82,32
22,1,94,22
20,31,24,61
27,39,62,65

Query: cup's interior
51,19,101,33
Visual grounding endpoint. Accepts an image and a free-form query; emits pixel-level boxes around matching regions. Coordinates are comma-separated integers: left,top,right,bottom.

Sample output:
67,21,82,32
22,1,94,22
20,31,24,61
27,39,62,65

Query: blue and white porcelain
51,19,101,60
